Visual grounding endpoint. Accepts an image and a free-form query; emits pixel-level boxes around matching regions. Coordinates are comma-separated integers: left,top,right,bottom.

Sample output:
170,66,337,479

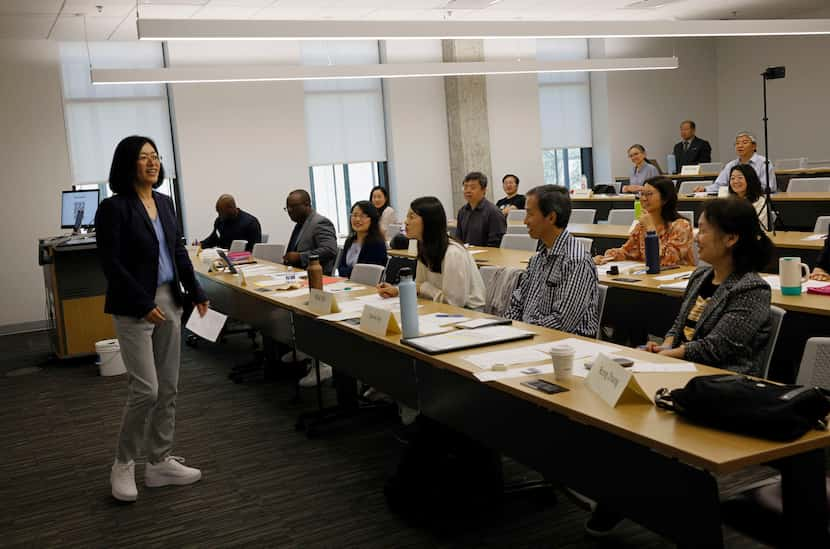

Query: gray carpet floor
0,330,785,548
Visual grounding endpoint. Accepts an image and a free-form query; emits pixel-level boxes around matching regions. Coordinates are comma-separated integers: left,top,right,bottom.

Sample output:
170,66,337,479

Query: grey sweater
665,266,772,376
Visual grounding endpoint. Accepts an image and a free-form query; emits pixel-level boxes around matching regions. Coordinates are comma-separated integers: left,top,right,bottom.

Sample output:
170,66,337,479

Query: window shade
537,39,593,149
302,41,387,166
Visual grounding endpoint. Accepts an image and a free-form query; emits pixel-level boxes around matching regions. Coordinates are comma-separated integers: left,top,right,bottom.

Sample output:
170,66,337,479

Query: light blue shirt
152,216,175,286
629,162,660,188
709,153,777,193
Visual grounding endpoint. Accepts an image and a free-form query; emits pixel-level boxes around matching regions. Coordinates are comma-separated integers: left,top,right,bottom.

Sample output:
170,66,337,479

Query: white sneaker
111,460,137,502
298,363,332,387
145,456,202,488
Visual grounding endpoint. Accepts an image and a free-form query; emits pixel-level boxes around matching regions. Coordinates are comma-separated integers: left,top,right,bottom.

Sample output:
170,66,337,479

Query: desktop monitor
61,190,99,229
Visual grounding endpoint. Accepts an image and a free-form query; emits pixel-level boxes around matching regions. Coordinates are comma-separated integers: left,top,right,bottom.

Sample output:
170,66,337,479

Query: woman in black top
95,135,209,503
338,201,388,279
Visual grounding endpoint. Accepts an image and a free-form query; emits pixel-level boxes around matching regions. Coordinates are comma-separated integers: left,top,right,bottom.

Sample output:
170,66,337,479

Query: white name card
360,304,401,337
680,165,701,175
572,189,593,198
585,353,651,407
408,238,418,254
308,289,341,315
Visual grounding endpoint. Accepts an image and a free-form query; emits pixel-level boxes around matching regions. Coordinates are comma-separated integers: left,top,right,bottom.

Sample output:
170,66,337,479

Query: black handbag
655,374,830,441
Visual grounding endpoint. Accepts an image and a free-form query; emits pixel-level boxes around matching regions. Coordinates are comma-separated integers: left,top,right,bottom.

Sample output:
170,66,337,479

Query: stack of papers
597,261,642,275
658,280,689,291
762,276,830,292
464,337,620,370
802,233,828,241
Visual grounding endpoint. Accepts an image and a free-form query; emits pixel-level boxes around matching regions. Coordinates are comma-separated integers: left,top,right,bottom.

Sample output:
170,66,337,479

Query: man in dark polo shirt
455,171,507,247
496,173,526,215
199,194,262,252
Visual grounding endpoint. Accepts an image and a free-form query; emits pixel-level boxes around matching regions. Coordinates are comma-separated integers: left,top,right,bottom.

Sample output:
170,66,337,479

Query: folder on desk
401,325,534,355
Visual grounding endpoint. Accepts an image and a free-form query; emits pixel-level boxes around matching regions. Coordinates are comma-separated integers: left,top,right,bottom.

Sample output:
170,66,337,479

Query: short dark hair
502,174,520,186
728,164,764,203
369,185,390,215
643,176,681,223
701,198,773,274
347,200,384,247
411,196,449,273
108,135,165,195
463,171,488,189
628,144,646,154
288,189,311,205
681,120,696,130
526,184,571,228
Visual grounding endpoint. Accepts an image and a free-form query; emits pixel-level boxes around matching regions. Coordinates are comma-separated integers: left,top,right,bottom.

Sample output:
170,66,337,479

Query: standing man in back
455,171,507,247
672,120,712,173
283,189,338,275
199,194,262,252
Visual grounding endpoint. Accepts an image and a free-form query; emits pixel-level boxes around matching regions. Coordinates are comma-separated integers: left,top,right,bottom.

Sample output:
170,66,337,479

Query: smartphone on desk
521,379,569,395
612,277,642,283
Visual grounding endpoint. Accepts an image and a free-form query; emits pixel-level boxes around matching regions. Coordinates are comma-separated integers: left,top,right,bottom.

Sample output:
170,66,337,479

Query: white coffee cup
779,257,809,296
549,344,575,381
717,185,730,198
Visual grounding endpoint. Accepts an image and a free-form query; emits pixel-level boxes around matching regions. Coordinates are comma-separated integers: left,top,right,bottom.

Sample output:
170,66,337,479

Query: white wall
601,38,720,177
714,36,830,164
0,40,73,329
484,39,545,193
588,39,613,184
380,40,453,217
166,42,309,249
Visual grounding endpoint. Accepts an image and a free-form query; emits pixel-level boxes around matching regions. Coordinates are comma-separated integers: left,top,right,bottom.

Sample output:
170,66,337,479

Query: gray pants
113,284,182,464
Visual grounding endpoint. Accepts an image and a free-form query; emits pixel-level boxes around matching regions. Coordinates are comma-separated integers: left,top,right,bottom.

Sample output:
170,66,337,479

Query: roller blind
302,40,387,166
59,42,176,184
537,39,593,149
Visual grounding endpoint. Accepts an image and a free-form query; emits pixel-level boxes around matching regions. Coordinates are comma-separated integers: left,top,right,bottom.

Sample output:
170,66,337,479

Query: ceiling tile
137,4,204,18
0,0,63,16
0,14,54,38
50,14,128,40
192,5,263,18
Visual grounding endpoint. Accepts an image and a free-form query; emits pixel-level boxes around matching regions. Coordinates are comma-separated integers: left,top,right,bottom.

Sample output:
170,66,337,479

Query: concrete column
442,39,494,212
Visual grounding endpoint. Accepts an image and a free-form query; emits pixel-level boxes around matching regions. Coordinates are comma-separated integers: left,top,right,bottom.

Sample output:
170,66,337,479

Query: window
543,148,584,188
310,162,388,236
58,42,180,208
537,39,593,188
302,40,388,235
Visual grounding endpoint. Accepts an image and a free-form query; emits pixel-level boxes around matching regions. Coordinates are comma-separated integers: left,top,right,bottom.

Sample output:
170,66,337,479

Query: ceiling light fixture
136,18,830,41
91,56,678,85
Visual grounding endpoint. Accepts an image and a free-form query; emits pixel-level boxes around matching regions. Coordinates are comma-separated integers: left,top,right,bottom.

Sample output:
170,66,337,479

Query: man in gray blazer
283,189,338,275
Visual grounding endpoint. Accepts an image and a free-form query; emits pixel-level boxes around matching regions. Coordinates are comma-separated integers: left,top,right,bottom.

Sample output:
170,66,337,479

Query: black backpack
656,374,830,441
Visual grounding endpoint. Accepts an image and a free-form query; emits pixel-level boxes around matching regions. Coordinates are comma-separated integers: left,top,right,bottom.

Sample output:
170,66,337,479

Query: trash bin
96,339,126,376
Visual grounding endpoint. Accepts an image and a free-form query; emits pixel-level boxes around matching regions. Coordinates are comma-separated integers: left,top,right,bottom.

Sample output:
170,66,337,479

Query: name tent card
680,165,701,175
585,353,651,407
360,304,401,337
308,289,341,315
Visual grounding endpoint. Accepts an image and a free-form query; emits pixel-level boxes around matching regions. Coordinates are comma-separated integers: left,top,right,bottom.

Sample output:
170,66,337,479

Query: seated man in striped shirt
504,185,599,337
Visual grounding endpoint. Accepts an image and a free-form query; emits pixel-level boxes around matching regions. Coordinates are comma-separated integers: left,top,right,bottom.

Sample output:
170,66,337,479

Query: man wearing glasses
283,189,338,275
694,131,777,193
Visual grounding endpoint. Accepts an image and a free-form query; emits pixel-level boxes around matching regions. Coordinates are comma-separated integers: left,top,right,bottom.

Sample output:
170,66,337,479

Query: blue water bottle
645,230,660,274
398,267,419,339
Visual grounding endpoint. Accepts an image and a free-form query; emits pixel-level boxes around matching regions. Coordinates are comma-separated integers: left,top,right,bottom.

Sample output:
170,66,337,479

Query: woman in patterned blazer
644,198,774,376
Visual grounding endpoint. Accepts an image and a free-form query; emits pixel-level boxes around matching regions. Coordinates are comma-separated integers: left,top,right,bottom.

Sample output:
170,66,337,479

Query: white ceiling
0,0,828,40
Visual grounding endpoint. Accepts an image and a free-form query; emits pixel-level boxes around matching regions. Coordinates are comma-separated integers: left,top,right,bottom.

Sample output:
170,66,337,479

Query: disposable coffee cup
549,344,575,381
717,186,730,198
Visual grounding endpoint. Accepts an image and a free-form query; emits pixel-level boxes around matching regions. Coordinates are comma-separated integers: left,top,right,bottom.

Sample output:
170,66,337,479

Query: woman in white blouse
370,186,398,238
377,196,485,310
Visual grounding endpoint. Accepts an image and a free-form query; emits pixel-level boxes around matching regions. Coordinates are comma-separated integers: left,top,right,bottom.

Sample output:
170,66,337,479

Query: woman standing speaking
95,136,209,502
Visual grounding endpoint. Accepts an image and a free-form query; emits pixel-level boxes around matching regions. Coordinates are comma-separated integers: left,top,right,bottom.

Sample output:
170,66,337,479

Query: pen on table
435,314,464,318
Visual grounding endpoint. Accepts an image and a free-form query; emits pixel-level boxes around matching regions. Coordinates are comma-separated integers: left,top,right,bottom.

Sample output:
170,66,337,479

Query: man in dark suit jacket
283,189,338,275
673,120,712,172
199,194,261,252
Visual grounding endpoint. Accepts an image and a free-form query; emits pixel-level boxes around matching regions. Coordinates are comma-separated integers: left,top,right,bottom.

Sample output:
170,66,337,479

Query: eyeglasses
138,154,161,163
640,191,657,198
350,213,369,220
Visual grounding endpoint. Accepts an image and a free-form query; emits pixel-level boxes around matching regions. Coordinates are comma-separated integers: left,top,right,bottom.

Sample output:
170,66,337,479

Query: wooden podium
39,239,115,358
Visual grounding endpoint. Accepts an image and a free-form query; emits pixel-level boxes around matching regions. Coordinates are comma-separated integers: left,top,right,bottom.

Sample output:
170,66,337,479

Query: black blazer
672,136,712,172
95,192,207,318
337,237,388,279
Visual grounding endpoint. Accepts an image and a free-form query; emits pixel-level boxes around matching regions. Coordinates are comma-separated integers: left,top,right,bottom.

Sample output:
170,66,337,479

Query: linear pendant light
91,56,678,85
137,18,830,41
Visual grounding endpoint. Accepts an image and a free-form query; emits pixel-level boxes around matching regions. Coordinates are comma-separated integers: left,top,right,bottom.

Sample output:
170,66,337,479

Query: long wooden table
193,254,829,547
568,192,830,231
615,167,830,192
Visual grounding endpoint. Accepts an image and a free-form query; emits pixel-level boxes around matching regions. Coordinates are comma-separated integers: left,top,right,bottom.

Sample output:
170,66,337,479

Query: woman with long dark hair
728,163,769,230
338,200,388,279
370,185,398,237
96,136,209,502
377,196,484,309
595,176,695,266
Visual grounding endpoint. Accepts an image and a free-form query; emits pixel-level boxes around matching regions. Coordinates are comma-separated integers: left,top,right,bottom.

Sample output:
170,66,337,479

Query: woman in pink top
594,176,695,267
